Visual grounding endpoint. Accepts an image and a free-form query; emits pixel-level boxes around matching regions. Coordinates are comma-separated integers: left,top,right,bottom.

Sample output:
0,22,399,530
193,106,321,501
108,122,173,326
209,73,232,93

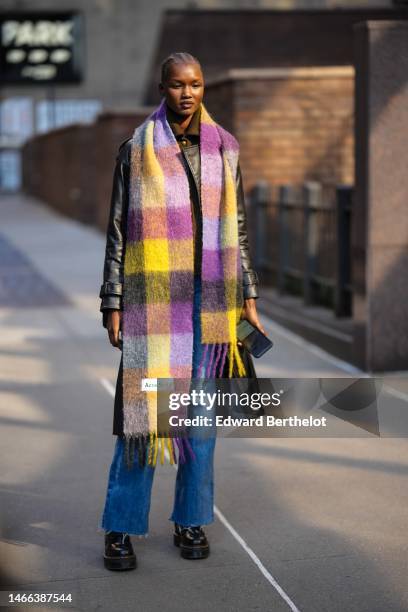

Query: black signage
0,12,83,84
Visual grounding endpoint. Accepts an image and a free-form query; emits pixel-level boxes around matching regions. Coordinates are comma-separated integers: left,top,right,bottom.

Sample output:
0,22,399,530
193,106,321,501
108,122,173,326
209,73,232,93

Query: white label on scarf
141,378,157,391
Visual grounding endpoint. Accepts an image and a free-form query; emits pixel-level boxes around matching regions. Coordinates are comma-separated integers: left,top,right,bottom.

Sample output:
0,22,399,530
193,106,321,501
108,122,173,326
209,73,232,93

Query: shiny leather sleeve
236,162,259,299
99,141,131,329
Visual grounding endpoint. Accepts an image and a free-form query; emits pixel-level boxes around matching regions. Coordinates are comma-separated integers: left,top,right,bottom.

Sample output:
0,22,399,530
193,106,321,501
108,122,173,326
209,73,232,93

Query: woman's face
159,62,204,117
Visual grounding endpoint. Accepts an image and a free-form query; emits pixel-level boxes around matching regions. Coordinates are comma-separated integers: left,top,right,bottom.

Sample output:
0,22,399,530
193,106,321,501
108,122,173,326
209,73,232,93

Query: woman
98,52,265,570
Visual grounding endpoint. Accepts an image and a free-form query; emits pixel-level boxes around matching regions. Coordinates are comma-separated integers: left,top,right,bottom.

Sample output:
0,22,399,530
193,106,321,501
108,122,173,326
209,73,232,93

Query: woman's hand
107,310,122,349
238,298,267,346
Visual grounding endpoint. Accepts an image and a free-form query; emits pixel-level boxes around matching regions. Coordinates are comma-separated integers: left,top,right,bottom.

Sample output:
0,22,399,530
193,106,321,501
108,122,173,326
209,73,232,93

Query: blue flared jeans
99,275,216,536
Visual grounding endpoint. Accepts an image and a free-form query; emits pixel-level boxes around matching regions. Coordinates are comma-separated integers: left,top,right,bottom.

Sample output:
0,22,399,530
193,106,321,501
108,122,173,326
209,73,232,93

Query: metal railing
249,181,353,317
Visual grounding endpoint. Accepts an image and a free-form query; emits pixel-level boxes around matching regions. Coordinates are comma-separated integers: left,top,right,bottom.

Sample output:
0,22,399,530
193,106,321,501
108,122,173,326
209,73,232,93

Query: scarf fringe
205,341,247,378
196,341,247,379
124,433,196,471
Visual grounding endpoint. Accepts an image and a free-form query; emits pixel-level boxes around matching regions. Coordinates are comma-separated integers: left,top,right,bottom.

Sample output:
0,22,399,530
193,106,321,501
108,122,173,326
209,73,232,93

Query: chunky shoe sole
103,554,137,571
173,533,210,560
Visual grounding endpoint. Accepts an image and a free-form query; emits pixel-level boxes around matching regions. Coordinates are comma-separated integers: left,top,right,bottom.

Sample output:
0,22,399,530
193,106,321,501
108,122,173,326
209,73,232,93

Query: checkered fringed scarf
122,97,246,469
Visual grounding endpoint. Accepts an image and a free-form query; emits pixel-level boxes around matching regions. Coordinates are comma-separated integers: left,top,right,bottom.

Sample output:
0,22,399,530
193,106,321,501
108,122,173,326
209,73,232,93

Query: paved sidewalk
1,193,408,612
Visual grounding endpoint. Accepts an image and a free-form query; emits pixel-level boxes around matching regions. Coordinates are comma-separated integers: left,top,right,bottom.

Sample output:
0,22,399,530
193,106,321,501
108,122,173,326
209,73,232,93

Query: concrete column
353,20,408,371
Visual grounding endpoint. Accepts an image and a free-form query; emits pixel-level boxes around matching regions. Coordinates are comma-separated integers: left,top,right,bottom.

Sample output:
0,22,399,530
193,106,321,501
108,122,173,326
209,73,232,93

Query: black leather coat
99,135,259,326
99,123,260,436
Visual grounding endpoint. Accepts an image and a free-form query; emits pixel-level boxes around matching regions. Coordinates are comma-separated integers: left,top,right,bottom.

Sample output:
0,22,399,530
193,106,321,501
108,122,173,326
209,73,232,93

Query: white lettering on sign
28,49,48,64
21,64,57,80
50,49,71,63
6,49,26,63
2,20,74,47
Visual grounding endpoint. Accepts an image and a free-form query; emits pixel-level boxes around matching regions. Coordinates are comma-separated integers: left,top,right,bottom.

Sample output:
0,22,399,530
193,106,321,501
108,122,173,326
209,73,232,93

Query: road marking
99,376,301,611
100,377,116,396
213,505,301,611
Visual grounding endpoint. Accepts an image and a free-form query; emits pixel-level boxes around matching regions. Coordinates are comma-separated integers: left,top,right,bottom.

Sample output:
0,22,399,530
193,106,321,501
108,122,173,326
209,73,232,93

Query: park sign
0,12,83,84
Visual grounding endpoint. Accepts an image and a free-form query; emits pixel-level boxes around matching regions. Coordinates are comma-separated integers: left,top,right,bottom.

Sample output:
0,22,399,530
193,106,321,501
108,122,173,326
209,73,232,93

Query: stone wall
205,67,355,193
22,110,153,231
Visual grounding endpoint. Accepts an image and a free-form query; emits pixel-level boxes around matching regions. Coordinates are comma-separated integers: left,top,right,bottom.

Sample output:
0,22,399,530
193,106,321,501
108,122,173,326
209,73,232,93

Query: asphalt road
1,194,408,612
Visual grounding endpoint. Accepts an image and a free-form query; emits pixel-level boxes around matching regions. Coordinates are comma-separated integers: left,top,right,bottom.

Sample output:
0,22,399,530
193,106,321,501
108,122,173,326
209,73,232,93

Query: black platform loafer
173,523,210,560
104,531,137,570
